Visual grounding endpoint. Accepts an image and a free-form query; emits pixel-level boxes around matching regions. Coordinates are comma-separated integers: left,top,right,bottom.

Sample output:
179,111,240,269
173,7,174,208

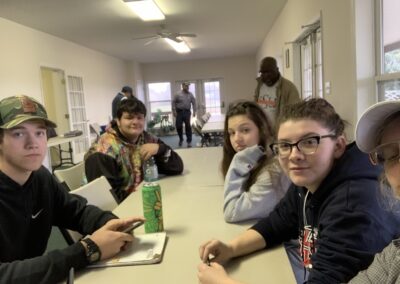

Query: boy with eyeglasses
198,99,400,284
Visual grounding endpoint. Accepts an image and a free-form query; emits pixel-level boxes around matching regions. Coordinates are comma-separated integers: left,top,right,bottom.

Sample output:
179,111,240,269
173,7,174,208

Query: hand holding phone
121,220,144,234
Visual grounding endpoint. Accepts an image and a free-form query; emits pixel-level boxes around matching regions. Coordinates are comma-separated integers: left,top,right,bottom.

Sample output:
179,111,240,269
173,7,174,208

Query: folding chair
191,119,210,147
60,176,118,244
89,123,102,143
201,113,210,124
54,162,85,191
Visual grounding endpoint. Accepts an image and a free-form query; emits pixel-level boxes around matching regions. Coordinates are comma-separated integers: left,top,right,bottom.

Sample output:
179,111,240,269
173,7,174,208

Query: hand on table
90,216,144,260
199,239,234,264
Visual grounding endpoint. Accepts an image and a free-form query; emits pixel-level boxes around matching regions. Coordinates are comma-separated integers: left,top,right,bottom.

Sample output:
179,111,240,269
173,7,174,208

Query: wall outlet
325,82,331,95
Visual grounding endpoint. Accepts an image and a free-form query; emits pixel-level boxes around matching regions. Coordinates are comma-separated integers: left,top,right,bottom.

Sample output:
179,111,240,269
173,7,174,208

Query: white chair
89,123,102,143
191,119,210,147
54,162,85,191
201,113,210,124
90,123,102,136
71,176,117,211
62,176,118,244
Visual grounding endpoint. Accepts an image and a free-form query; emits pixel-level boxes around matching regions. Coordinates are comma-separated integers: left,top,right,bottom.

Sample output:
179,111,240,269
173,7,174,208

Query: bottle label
143,158,158,182
142,182,163,233
145,166,158,182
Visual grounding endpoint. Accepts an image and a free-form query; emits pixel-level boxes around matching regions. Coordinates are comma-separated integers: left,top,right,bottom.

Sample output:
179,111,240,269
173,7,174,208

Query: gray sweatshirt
223,145,290,223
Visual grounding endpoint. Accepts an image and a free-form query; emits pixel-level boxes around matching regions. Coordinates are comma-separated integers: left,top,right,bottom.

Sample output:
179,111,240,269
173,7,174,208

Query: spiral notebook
88,232,167,268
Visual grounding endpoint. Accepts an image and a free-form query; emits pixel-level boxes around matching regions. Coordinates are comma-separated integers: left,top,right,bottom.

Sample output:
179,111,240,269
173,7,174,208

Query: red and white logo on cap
20,97,37,113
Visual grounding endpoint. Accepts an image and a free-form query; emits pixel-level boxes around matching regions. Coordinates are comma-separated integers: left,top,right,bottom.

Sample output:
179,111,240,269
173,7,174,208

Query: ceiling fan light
123,0,165,21
164,38,191,53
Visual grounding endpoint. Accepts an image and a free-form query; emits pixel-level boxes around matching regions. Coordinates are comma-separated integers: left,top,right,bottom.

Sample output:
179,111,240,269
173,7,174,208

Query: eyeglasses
369,141,400,168
269,134,337,158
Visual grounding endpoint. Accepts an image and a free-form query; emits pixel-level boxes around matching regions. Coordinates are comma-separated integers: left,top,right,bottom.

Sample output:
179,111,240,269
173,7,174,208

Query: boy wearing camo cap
0,95,142,283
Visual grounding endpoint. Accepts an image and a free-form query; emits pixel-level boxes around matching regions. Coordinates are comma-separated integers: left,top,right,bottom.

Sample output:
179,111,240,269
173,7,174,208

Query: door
65,74,90,163
175,79,223,120
201,80,222,115
41,67,70,168
41,67,70,133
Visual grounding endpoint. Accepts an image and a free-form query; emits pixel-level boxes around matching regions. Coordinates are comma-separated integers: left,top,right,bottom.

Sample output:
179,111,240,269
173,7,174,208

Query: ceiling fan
132,26,197,45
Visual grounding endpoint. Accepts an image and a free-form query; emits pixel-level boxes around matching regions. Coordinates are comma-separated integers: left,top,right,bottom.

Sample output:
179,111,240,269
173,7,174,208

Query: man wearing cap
254,57,300,124
112,86,135,119
172,82,196,147
0,95,143,283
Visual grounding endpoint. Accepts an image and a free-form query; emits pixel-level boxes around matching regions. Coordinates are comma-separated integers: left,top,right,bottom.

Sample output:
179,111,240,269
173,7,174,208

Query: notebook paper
88,232,167,268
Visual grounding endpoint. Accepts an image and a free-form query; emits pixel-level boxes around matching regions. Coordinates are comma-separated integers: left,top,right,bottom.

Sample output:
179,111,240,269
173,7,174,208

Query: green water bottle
142,182,164,233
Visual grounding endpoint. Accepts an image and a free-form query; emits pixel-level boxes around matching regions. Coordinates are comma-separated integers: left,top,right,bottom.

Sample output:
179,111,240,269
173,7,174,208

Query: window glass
299,27,322,99
148,82,171,101
203,81,221,115
147,82,172,123
377,79,400,101
383,0,400,73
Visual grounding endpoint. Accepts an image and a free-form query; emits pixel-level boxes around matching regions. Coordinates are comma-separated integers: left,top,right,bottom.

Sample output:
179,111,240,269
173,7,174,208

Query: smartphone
121,220,144,233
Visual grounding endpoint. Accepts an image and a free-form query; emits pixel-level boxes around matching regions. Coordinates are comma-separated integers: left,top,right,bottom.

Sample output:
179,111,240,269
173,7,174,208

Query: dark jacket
252,142,400,283
0,167,117,284
111,92,125,119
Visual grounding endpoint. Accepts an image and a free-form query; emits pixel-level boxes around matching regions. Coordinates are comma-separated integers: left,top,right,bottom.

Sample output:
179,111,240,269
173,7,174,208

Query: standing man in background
254,56,300,124
172,82,196,148
112,86,135,120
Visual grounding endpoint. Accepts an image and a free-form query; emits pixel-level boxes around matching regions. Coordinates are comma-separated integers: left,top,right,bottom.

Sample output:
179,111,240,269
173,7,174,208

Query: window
147,82,172,122
299,27,323,100
67,75,89,162
175,79,223,118
203,80,222,115
376,0,400,101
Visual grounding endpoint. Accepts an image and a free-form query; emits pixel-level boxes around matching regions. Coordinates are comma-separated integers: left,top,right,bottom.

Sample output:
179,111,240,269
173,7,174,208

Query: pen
206,256,211,266
67,267,74,284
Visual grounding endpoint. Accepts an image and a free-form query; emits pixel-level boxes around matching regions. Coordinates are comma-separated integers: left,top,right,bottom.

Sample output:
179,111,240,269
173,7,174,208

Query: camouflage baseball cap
0,95,57,129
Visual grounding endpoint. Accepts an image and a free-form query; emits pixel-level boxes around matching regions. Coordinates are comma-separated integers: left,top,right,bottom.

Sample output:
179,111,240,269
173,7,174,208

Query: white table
208,113,225,123
48,135,82,171
202,121,224,133
171,147,224,186
48,135,82,147
202,113,225,133
75,147,296,284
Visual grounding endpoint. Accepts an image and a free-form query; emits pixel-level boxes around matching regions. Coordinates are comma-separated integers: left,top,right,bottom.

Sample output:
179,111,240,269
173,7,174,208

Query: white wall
142,55,256,113
256,0,361,140
0,17,135,126
128,61,145,102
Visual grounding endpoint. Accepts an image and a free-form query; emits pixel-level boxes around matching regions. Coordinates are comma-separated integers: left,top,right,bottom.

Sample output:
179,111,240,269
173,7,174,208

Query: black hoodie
0,166,117,283
252,142,400,283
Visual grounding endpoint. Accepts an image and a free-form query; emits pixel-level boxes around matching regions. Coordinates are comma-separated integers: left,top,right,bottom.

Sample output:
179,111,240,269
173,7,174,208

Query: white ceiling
0,0,286,63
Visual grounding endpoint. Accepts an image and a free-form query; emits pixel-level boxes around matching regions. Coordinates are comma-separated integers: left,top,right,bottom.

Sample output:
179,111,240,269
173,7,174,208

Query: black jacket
252,142,400,283
0,167,117,284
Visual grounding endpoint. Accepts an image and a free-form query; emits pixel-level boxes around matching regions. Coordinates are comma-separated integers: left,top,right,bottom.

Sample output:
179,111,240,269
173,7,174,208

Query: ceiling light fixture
164,38,191,53
123,0,165,21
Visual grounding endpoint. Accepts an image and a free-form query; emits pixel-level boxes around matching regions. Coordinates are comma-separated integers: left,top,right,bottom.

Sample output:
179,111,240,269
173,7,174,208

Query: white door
65,75,90,163
175,79,223,120
202,80,222,115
